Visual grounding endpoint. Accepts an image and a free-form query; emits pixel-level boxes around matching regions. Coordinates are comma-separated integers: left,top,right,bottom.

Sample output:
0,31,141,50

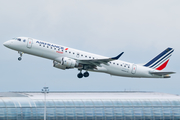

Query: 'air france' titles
36,41,64,50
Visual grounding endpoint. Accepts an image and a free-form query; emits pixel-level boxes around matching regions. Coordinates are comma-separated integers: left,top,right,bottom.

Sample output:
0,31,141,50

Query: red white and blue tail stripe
144,47,174,70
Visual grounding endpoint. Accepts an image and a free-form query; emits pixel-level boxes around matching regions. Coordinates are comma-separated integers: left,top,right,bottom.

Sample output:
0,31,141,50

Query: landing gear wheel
18,57,22,61
18,51,23,61
77,73,83,78
84,72,89,77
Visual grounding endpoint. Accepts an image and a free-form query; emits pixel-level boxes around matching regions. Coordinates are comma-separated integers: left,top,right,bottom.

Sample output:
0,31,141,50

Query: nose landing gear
18,51,23,61
18,57,22,61
77,70,90,78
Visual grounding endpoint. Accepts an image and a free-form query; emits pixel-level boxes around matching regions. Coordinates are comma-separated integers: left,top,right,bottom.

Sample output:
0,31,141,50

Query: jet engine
61,57,77,68
53,57,79,70
53,61,66,70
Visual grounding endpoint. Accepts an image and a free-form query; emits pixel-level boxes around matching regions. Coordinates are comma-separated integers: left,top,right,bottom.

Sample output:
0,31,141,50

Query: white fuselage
4,37,162,78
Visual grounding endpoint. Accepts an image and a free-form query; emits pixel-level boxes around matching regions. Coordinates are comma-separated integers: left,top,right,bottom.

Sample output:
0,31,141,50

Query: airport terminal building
0,91,180,120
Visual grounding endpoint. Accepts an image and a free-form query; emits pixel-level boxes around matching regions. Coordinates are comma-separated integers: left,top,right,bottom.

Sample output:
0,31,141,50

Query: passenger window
93,57,95,59
117,63,119,65
62,50,63,52
89,57,91,58
17,38,21,41
47,46,49,48
43,45,45,47
39,44,41,46
51,47,52,49
69,51,71,53
65,51,67,52
58,49,60,51
54,48,56,50
113,63,115,64
85,56,87,57
81,55,83,56
110,62,111,64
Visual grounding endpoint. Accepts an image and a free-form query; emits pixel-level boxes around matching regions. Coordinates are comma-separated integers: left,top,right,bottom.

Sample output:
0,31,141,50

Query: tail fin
144,47,174,70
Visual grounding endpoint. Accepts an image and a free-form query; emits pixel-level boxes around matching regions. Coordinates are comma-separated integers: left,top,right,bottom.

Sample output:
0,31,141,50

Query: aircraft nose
3,41,10,47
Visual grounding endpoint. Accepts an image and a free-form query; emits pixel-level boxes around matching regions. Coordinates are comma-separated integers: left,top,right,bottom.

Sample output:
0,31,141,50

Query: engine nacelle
53,57,79,70
61,57,77,68
53,61,66,70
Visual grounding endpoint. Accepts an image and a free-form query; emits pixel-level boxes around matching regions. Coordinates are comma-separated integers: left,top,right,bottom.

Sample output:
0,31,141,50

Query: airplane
3,37,175,78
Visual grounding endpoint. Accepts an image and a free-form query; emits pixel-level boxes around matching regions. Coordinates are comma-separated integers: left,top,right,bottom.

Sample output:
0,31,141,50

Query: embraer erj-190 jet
3,37,175,78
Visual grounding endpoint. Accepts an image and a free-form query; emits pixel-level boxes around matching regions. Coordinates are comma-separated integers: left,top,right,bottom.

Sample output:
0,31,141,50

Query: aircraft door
27,38,33,48
131,64,137,74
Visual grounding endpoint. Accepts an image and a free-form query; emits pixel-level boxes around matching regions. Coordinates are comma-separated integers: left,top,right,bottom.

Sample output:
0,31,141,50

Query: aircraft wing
77,52,124,67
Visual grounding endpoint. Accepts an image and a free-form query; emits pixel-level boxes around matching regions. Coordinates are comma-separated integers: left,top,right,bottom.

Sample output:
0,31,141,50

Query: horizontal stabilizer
150,71,175,75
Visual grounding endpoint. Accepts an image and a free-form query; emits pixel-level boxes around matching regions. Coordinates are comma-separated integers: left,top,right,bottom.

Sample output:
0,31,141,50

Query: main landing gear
77,71,89,78
18,51,23,61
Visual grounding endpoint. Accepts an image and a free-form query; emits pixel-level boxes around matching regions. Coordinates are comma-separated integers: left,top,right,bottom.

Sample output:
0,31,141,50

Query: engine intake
53,61,66,70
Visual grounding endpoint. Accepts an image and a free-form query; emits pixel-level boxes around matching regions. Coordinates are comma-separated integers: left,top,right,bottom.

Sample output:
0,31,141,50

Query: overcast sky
0,0,179,94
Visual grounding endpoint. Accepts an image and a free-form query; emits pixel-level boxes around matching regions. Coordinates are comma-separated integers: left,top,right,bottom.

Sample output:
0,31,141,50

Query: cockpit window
13,38,22,41
23,39,26,42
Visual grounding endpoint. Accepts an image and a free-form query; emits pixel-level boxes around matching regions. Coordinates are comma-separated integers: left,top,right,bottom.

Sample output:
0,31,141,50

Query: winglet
111,52,124,60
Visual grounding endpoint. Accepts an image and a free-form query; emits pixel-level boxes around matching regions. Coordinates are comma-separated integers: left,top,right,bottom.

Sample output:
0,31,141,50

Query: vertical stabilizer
144,48,174,70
